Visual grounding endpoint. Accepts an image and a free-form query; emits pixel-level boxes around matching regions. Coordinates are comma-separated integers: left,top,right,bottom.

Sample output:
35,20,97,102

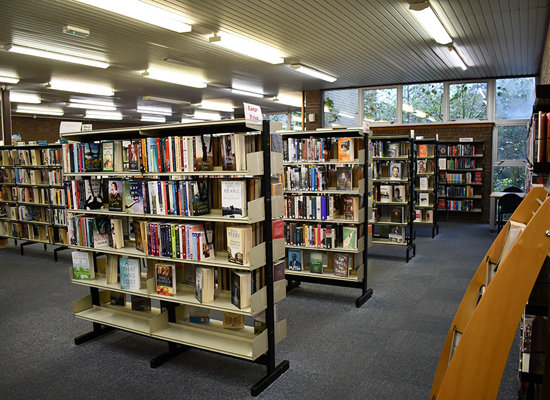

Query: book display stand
436,141,484,221
430,186,550,399
414,138,439,238
281,128,373,308
371,135,416,262
0,143,68,260
61,119,288,396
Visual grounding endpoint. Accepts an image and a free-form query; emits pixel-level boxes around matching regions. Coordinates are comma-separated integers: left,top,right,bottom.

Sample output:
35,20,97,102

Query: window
496,125,527,161
363,88,397,123
290,112,303,131
402,83,443,123
265,112,289,130
496,77,535,120
323,89,359,127
493,124,528,192
493,166,525,192
449,82,487,120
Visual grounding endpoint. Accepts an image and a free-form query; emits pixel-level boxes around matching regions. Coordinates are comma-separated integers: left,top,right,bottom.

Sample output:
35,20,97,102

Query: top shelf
278,127,364,138
371,135,411,140
0,143,62,149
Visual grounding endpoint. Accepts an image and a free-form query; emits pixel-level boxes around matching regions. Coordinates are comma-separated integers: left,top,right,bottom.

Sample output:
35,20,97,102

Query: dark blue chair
497,193,523,232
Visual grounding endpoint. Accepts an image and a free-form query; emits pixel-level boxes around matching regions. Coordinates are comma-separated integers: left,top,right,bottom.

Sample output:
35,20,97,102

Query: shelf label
459,137,473,142
244,103,263,124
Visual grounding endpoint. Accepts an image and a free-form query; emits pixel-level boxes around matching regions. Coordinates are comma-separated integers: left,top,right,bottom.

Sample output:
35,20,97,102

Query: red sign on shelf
244,103,263,124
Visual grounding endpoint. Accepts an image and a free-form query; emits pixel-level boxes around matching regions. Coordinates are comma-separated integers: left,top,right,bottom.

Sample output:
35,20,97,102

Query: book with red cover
272,219,284,239
418,144,428,158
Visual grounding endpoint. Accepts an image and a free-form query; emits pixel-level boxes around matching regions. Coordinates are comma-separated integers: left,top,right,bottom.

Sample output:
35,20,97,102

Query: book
336,167,352,190
92,217,110,248
418,144,428,158
333,253,350,277
419,193,429,206
119,258,140,291
387,143,397,158
254,305,278,335
84,143,102,172
221,180,247,217
106,254,118,284
438,158,447,170
388,226,405,243
274,260,285,281
426,210,433,222
192,180,209,216
342,195,360,220
195,266,214,303
287,249,303,271
133,220,146,252
108,180,123,212
419,177,428,191
130,295,151,311
417,159,427,174
127,141,140,172
110,292,125,306
155,262,176,296
337,137,354,162
72,251,95,280
438,144,447,157
231,271,252,309
221,134,236,170
124,181,144,214
379,185,392,202
390,207,403,223
227,226,252,265
102,141,114,172
415,210,422,221
110,218,124,249
393,185,406,202
273,219,284,239
196,135,214,171
223,312,244,329
84,179,103,210
390,162,402,180
188,306,210,324
342,226,357,249
310,252,323,274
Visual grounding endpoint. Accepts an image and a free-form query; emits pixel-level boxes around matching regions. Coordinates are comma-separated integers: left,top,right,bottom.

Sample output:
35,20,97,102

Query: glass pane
323,89,359,127
290,112,303,131
363,88,397,123
493,166,525,192
496,77,535,120
402,83,443,123
266,113,289,130
449,82,488,120
497,125,527,160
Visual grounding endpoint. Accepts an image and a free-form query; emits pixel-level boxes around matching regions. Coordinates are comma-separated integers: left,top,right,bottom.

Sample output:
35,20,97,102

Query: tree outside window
323,89,359,127
402,83,443,123
496,77,535,120
363,88,397,123
449,82,487,120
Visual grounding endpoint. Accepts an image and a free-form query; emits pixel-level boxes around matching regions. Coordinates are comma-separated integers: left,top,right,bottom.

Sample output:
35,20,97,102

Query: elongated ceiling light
273,94,302,108
70,97,115,107
209,32,285,64
137,105,172,116
181,117,204,123
409,2,452,45
231,88,264,98
0,75,19,84
16,105,63,116
198,100,234,113
194,110,221,121
73,0,192,33
447,45,468,70
6,44,109,69
67,102,116,111
142,95,190,105
141,115,166,123
10,92,41,104
85,110,123,120
143,68,207,88
48,79,115,96
290,64,337,82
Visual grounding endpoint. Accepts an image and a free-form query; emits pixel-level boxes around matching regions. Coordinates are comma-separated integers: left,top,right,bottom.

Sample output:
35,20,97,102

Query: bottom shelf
371,238,410,246
285,266,363,282
414,220,435,225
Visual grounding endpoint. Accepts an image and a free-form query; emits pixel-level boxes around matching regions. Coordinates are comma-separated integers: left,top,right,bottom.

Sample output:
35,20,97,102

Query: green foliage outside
323,96,341,125
402,83,443,123
363,88,397,122
493,166,525,192
496,77,535,120
497,125,527,161
449,82,487,120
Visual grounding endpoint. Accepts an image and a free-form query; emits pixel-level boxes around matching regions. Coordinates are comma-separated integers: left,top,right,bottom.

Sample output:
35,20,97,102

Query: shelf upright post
251,119,289,396
407,135,416,262
433,137,439,238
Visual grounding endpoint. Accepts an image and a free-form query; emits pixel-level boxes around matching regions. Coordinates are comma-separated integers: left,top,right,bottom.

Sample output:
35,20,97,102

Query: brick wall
304,90,322,130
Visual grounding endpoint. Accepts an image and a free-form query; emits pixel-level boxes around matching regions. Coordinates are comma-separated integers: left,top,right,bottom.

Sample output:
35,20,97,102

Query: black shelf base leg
251,360,289,397
53,246,67,262
74,323,115,345
355,288,373,308
43,243,47,251
286,280,301,293
20,241,33,256
150,343,188,368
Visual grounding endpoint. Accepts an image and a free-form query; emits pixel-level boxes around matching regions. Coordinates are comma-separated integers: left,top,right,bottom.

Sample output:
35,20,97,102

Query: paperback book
336,167,352,191
337,137,354,162
119,258,141,291
221,180,247,217
333,253,350,277
393,185,405,202
390,162,402,180
309,251,323,274
102,141,115,172
108,180,124,212
287,249,303,271
124,181,144,214
342,226,358,249
84,143,102,172
155,262,176,296
227,226,252,265
231,270,252,309
72,251,95,280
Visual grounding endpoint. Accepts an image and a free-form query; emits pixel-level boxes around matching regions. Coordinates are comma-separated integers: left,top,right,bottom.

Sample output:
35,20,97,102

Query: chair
503,186,523,193
497,193,523,232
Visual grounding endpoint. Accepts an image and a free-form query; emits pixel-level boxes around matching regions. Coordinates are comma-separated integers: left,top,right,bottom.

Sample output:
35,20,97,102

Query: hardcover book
223,312,245,329
93,217,110,248
195,267,214,303
124,181,144,214
342,195,360,220
333,253,350,277
106,254,119,284
379,185,392,202
309,252,323,274
221,180,247,217
110,218,124,249
110,292,125,306
231,270,252,309
393,185,406,202
342,226,358,249
72,251,95,280
389,226,405,243
438,158,447,170
273,260,285,282
417,159,427,174
130,295,151,311
390,162,402,180
337,137,354,162
391,206,404,223
102,141,114,172
119,258,141,291
418,144,428,158
84,143,102,172
84,179,103,210
127,141,140,172
192,180,210,216
336,167,352,191
387,143,397,158
419,193,429,206
221,134,236,170
227,226,252,265
419,177,429,191
155,262,176,296
287,249,303,271
108,180,123,212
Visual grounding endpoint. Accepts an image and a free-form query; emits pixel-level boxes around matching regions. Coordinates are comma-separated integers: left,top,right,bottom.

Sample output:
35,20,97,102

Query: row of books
443,185,475,197
415,209,434,222
439,143,477,156
372,140,411,158
283,194,360,221
283,137,356,162
63,134,251,174
443,158,476,170
285,222,358,250
18,205,50,222
1,147,62,167
374,206,405,223
376,184,408,203
16,187,49,204
531,111,550,163
443,199,475,211
283,165,358,191
286,248,353,277
373,161,409,180
13,168,61,186
417,144,434,158
373,225,406,243
49,188,66,206
441,172,482,184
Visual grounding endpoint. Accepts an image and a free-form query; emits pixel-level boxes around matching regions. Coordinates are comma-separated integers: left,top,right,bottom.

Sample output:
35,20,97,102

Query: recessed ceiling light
289,64,337,82
16,105,63,116
48,79,115,96
73,0,192,33
209,31,285,64
10,92,41,104
6,44,109,69
142,68,207,88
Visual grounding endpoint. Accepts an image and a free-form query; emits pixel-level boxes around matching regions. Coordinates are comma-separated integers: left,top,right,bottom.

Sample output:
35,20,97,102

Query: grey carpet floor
0,222,518,399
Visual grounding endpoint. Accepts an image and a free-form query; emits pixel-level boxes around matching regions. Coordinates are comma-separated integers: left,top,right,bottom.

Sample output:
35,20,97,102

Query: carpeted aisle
0,222,518,399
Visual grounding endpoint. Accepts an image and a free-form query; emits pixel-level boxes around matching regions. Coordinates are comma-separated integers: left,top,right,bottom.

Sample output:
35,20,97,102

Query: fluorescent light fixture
140,115,166,123
73,0,192,33
291,114,302,123
198,100,234,113
231,88,264,98
142,95,190,105
209,32,285,64
70,97,114,107
273,94,302,108
16,105,63,116
6,44,109,69
402,103,414,113
48,79,115,96
85,110,123,120
409,2,452,45
194,110,221,121
289,64,337,82
137,105,172,116
0,75,19,84
10,92,41,104
67,102,116,111
181,118,204,123
338,111,356,119
447,45,468,70
143,68,207,88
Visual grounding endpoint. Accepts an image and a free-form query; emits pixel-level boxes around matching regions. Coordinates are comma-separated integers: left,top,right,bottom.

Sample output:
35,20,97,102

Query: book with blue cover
119,258,140,291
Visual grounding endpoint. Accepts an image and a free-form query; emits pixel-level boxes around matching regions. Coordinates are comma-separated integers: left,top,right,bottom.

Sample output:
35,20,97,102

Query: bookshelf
414,138,439,238
437,141,485,220
526,97,550,190
61,119,288,396
280,128,373,307
430,186,550,399
371,135,416,262
0,143,68,259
